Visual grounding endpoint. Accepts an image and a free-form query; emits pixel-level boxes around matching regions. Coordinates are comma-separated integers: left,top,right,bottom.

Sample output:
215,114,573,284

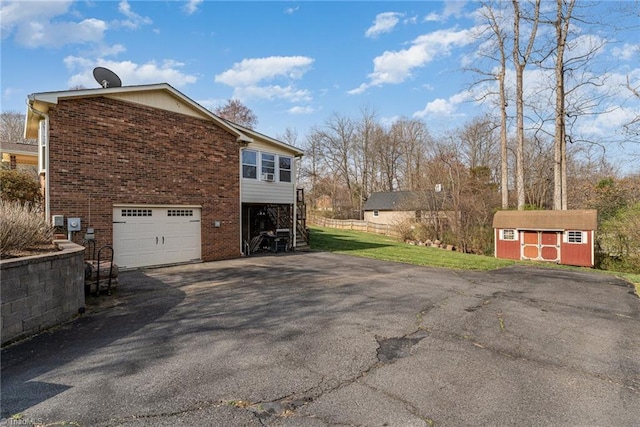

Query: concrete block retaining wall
1,240,85,346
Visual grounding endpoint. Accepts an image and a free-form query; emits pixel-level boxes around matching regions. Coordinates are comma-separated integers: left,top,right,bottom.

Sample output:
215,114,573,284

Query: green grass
309,226,640,292
309,226,515,271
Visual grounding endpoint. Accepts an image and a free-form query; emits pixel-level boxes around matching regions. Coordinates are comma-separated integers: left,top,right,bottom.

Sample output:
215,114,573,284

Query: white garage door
113,206,201,269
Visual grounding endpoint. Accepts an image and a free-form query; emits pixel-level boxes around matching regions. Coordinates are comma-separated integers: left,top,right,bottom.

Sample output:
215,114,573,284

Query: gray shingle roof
363,191,432,211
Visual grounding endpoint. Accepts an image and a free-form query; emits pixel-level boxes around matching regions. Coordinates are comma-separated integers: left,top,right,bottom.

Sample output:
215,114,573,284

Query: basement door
521,230,560,263
113,206,201,269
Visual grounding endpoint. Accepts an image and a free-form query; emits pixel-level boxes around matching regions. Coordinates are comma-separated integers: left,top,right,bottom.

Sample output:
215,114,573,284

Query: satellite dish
93,67,122,88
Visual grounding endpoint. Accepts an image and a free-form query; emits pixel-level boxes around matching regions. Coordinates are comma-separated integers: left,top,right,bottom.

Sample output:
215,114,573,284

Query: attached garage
113,206,201,269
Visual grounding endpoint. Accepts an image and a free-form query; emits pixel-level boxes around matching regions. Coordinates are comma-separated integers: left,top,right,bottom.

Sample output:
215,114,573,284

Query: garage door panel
113,207,201,269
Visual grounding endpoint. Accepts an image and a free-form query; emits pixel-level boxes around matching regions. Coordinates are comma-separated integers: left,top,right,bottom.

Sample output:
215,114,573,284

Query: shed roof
493,210,598,230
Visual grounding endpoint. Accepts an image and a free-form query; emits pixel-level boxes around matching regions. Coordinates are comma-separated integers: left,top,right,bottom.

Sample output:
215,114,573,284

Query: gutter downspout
27,100,50,224
293,153,303,249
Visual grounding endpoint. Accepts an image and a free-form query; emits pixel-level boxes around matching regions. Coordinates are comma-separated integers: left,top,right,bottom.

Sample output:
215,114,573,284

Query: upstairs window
279,156,292,182
242,150,257,179
261,153,275,180
373,210,379,217
261,153,275,174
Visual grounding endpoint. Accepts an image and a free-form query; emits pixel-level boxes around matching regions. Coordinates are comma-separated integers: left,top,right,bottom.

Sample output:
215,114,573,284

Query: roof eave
23,83,254,143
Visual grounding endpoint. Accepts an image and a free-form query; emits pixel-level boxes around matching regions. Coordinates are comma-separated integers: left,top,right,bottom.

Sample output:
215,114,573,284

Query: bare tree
352,106,380,217
473,1,511,208
376,124,404,192
278,127,299,147
1,112,35,146
512,0,541,210
457,115,500,174
312,113,358,212
625,74,640,137
300,128,324,208
214,99,258,129
394,118,432,191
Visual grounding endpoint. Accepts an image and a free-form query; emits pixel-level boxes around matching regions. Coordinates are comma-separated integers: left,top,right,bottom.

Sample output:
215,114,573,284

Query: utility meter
67,218,81,231
84,227,95,241
52,215,64,227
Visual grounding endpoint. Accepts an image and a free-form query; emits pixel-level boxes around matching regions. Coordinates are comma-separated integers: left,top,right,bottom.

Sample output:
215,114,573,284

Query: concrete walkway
2,252,639,426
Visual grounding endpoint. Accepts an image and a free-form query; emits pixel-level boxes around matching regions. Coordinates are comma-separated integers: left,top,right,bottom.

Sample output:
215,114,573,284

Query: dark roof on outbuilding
363,191,418,211
493,210,598,230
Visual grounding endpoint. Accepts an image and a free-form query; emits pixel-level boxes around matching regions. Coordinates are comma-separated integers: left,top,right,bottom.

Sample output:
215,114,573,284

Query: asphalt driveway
2,251,639,426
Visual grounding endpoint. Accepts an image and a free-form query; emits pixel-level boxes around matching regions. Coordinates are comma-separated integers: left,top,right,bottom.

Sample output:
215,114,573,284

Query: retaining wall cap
0,240,85,268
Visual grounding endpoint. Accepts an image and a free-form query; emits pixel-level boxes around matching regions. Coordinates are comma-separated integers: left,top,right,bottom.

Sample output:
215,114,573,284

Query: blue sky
1,1,639,170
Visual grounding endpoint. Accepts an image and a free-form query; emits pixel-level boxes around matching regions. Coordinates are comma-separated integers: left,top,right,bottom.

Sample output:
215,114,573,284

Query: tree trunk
512,0,540,210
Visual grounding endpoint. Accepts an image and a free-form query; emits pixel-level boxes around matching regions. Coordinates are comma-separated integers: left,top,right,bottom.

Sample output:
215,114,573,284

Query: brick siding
46,97,241,261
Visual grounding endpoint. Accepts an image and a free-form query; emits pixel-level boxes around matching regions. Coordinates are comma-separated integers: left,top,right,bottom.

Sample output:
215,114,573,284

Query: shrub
0,200,54,256
0,169,42,205
597,202,640,273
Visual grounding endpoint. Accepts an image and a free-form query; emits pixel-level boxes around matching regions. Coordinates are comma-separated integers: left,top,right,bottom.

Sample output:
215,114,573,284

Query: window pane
567,231,583,243
262,153,275,174
280,170,291,182
502,229,515,240
279,156,291,169
243,165,257,179
242,150,256,165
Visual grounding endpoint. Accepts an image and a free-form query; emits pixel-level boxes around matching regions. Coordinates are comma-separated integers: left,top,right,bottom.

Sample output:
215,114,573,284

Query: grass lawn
309,226,640,294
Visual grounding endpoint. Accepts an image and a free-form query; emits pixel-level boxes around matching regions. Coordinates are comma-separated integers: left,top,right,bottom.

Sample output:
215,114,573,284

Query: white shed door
113,207,201,269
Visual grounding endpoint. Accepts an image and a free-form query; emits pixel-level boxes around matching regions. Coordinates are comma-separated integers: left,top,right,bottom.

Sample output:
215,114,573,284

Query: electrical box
52,215,64,227
84,227,95,241
67,218,81,231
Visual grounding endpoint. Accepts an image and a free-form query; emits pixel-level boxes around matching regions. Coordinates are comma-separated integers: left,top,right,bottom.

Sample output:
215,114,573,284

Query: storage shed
493,210,598,267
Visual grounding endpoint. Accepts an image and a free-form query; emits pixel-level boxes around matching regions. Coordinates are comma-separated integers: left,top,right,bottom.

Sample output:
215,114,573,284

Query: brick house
25,83,304,269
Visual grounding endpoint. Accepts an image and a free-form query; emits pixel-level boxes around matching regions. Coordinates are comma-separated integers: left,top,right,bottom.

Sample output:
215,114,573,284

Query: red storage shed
493,210,598,267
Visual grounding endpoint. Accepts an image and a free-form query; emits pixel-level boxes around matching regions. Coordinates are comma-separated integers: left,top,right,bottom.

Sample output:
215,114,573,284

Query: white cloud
351,27,475,93
288,106,315,114
116,0,152,29
197,97,226,111
413,90,472,118
215,56,314,103
184,0,203,15
0,0,147,48
284,6,299,15
1,0,72,39
234,85,312,103
612,43,639,61
365,12,403,39
64,57,198,88
347,83,368,96
215,56,313,86
425,0,467,22
415,98,455,116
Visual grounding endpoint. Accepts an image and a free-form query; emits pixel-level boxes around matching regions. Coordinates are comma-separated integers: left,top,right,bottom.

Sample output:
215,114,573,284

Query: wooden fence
308,215,400,237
